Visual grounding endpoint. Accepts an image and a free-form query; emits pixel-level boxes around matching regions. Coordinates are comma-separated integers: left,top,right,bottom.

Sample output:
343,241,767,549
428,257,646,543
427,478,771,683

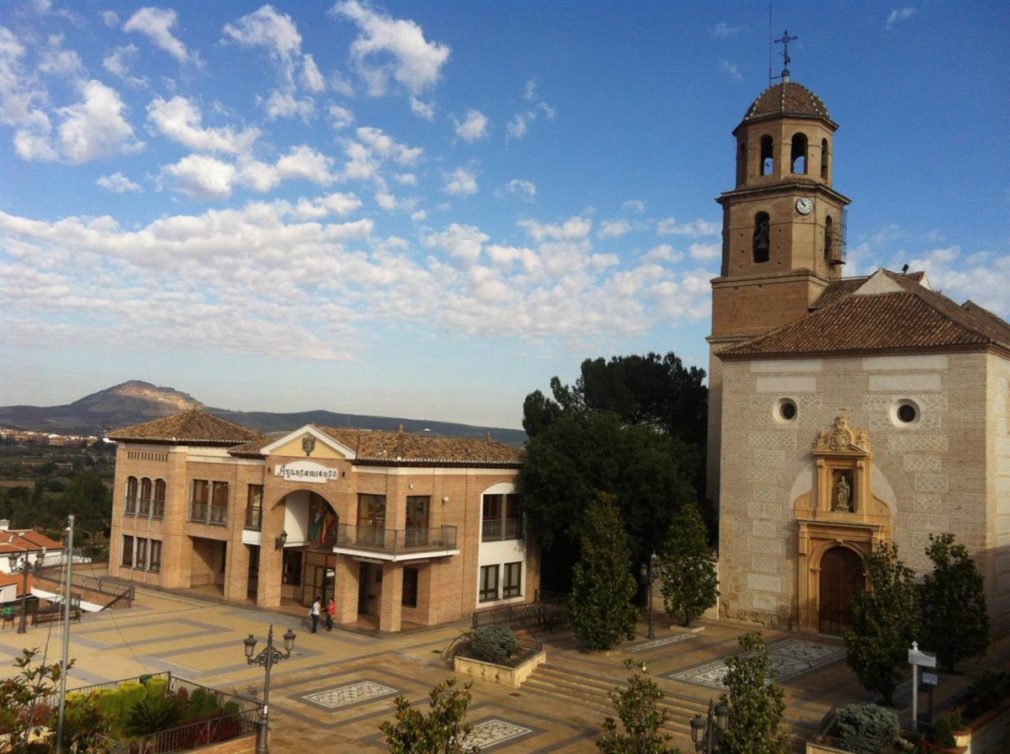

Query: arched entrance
818,546,863,634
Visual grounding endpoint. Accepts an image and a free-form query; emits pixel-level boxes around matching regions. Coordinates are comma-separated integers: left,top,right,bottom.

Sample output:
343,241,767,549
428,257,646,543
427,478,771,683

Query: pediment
261,425,356,460
812,414,870,456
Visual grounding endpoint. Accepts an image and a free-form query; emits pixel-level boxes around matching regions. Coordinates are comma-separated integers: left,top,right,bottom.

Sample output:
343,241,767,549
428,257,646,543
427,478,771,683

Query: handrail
333,524,458,554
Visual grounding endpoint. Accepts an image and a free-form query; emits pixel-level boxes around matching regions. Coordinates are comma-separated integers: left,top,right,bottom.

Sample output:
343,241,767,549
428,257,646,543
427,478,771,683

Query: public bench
32,607,81,626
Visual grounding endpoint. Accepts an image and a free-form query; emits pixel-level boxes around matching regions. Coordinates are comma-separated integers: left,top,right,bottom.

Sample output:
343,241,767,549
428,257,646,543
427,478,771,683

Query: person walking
326,597,335,631
310,596,321,633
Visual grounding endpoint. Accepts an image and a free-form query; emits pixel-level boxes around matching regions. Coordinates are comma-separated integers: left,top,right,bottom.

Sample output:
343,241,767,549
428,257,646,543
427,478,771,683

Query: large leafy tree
919,532,989,672
569,495,639,650
843,543,919,706
380,677,477,754
658,501,718,626
598,661,680,754
718,633,789,754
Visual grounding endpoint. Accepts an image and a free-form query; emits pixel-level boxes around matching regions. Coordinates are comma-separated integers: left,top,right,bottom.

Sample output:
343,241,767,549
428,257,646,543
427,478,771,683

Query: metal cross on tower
774,29,798,79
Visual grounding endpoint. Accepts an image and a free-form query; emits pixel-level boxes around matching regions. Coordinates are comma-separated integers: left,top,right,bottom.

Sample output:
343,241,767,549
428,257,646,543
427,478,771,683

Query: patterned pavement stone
302,680,398,709
461,719,534,751
668,638,845,689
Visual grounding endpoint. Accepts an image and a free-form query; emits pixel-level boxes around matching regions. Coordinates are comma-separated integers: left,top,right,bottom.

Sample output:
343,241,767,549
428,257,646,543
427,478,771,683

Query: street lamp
8,547,46,634
640,551,659,640
690,699,730,753
243,624,295,754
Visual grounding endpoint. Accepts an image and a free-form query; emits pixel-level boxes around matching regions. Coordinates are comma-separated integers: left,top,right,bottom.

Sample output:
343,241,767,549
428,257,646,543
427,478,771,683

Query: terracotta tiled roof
108,409,262,445
741,81,833,125
811,272,927,310
722,270,1010,359
231,426,522,466
0,529,62,555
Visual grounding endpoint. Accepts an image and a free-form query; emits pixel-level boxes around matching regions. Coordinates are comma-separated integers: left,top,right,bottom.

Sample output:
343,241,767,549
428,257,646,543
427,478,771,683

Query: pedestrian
310,596,321,633
326,597,335,631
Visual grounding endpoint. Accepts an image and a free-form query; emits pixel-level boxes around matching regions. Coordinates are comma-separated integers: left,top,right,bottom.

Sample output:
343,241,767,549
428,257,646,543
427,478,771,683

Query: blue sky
1,1,1007,429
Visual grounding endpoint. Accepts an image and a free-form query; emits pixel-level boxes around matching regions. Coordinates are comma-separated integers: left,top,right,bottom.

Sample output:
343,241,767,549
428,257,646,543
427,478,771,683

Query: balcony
481,517,524,542
332,524,459,562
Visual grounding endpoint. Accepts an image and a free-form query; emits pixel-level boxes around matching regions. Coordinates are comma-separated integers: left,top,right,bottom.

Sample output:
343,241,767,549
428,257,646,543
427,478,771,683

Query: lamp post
690,699,730,753
8,547,46,634
640,551,658,640
243,624,295,754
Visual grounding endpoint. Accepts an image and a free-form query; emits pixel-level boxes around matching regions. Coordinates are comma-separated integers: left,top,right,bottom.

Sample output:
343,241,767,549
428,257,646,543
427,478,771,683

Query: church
707,71,1010,636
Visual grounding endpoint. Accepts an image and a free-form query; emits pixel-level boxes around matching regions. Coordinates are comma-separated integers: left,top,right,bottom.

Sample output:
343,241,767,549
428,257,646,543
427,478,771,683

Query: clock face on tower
795,197,814,215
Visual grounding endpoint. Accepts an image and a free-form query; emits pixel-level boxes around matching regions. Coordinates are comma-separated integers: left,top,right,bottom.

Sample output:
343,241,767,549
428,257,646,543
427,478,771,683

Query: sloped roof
232,426,522,467
810,271,926,310
108,409,262,445
722,269,1010,359
740,81,833,126
0,528,62,556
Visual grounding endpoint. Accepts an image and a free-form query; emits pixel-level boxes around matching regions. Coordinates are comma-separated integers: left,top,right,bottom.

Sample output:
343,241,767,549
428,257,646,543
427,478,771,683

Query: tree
380,677,477,754
597,661,680,754
520,412,698,590
843,543,919,706
919,532,989,672
718,633,789,754
0,648,69,749
569,495,639,650
658,501,718,626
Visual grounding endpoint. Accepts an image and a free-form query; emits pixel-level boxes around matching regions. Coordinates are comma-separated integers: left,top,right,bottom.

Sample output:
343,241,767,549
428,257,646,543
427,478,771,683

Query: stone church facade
708,77,1010,636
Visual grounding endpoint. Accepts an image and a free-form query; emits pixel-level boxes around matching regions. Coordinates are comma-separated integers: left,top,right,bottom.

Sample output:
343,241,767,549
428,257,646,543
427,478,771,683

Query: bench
32,608,81,626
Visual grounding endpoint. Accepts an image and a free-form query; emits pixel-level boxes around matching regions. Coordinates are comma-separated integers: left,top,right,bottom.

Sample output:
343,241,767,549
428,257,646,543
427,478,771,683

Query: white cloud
123,7,188,62
58,80,142,163
425,223,488,265
355,126,422,166
395,172,417,186
496,179,536,201
908,245,1010,317
148,96,260,153
598,220,630,239
523,79,537,101
263,90,315,121
331,0,450,96
454,109,488,142
643,244,684,264
507,112,531,140
223,5,302,59
622,200,646,214
301,54,326,92
719,59,743,82
275,144,337,185
97,172,141,193
409,96,434,120
102,10,119,27
519,216,591,242
39,35,83,76
14,126,57,161
886,8,916,29
712,22,743,38
103,45,146,86
328,104,354,129
445,166,477,196
656,217,720,237
164,154,238,199
689,242,720,261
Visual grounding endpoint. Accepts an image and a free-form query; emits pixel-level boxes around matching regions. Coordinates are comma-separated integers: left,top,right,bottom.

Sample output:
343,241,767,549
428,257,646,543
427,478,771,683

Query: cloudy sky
1,1,1007,429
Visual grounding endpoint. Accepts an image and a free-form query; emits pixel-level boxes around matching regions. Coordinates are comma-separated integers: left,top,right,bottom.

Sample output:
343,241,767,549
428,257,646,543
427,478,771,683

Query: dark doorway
819,546,864,634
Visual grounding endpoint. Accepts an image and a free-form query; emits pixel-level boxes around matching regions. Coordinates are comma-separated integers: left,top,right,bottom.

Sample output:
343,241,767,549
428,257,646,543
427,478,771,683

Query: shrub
836,704,899,754
961,671,1010,721
469,625,518,664
123,691,184,736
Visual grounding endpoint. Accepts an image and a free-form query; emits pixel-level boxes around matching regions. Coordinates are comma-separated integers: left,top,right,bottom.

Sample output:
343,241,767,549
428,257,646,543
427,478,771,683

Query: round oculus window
891,399,920,426
776,398,798,422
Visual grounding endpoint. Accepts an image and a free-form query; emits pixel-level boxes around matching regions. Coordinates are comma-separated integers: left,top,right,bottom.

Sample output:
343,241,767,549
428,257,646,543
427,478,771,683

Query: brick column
378,562,403,632
333,556,358,625
414,565,436,626
256,500,284,608
223,538,249,601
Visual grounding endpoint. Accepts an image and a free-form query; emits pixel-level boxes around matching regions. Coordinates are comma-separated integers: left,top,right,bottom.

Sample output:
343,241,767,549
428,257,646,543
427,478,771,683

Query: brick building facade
107,411,537,632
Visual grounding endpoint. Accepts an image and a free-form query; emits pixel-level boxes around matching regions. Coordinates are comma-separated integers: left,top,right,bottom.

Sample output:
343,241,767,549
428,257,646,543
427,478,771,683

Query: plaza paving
1,585,1007,753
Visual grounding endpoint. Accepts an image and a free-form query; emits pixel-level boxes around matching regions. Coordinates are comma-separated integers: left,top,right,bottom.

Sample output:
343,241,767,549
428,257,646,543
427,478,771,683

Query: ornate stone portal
794,415,892,632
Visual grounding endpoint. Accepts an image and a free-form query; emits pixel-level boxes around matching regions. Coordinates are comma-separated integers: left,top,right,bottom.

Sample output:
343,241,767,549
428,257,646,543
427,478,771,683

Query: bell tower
706,69,851,503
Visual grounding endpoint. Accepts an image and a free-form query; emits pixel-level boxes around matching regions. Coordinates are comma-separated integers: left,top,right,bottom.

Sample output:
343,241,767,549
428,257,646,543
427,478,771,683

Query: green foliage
835,704,899,754
960,671,1010,721
123,690,184,736
919,532,989,672
57,691,108,753
930,711,964,747
597,661,680,754
718,633,789,754
658,501,718,626
569,496,639,650
468,625,518,664
844,543,919,706
184,687,223,722
380,677,477,754
0,648,66,743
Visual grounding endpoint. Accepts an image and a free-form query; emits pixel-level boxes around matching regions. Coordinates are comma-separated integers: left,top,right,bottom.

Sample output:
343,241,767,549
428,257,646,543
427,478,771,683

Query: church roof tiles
108,409,263,445
741,81,833,125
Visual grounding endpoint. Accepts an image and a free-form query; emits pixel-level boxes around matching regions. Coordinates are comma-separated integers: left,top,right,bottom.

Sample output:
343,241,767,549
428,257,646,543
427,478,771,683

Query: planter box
453,650,546,689
806,742,848,754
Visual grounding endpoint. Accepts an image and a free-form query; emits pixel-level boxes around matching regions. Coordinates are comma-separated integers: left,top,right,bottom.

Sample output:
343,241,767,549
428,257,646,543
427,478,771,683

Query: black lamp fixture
8,547,46,635
274,530,287,550
690,699,730,753
243,624,296,754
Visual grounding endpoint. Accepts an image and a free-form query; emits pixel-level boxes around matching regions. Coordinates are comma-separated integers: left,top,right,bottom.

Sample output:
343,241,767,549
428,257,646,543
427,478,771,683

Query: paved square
302,680,398,709
462,719,534,750
668,638,845,689
627,633,697,653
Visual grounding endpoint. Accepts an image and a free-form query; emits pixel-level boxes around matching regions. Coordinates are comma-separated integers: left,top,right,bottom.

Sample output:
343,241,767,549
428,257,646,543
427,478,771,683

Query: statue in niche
833,473,852,512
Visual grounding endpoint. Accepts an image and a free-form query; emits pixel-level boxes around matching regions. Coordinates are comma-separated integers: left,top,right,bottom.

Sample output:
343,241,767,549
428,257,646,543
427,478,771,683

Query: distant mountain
0,381,527,446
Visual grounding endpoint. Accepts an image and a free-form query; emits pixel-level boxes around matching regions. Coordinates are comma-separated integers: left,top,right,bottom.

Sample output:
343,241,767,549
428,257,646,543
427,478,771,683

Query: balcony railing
333,524,457,557
244,506,263,530
481,517,524,542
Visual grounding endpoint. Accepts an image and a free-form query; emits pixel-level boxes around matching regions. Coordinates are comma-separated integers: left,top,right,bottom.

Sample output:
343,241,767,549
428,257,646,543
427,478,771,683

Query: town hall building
708,73,1010,636
107,411,535,632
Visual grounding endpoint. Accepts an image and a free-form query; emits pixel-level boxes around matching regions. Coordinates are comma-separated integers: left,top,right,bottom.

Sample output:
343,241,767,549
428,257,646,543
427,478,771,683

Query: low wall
453,650,546,689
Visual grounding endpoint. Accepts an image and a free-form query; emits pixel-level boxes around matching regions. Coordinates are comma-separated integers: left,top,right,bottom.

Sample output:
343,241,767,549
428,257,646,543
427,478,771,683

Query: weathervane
773,29,798,81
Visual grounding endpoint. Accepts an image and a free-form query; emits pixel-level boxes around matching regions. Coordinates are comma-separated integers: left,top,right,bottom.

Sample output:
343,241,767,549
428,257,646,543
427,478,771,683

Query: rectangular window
138,478,152,517
482,494,523,541
121,535,134,567
152,480,165,519
503,561,522,598
245,485,264,530
210,482,229,525
479,564,499,603
402,567,419,608
481,495,503,541
282,549,302,586
149,540,162,573
405,496,430,547
504,494,523,539
190,480,209,522
125,478,138,516
135,538,147,570
356,494,387,547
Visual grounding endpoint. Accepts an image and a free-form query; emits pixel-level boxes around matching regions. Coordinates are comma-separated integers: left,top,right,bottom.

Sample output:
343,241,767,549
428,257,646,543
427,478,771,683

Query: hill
0,381,527,446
